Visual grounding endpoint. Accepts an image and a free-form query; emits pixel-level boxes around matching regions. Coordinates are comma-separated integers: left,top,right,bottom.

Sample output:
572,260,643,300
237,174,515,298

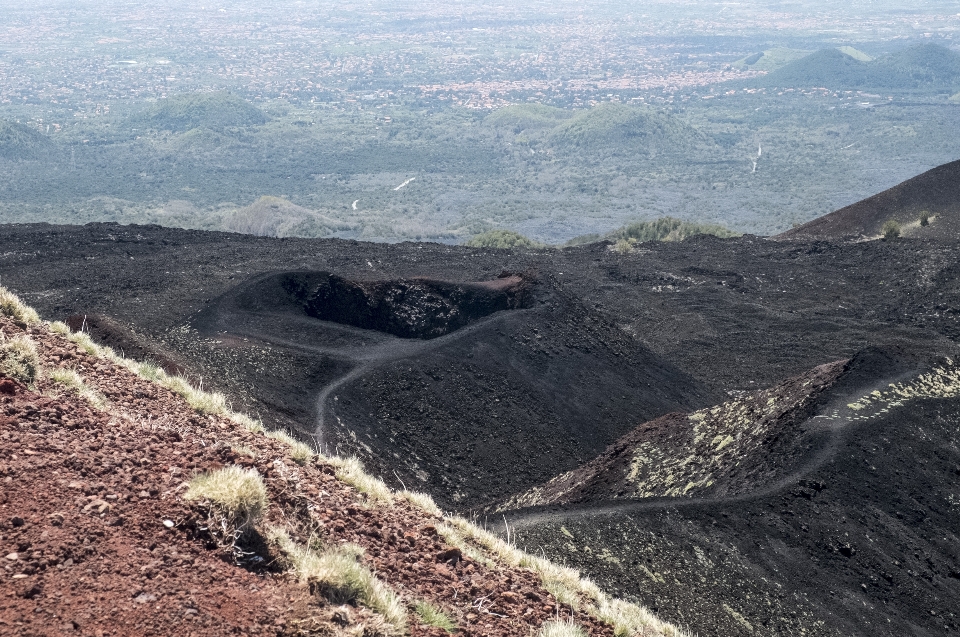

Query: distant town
2,0,959,121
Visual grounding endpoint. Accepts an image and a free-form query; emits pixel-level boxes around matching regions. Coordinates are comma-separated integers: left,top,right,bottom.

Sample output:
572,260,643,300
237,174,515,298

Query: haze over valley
2,0,960,241
3,3,960,637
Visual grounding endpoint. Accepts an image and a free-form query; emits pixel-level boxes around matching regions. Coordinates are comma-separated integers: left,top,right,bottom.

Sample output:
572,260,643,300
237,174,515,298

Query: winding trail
487,369,921,533
195,278,930,536
196,302,526,446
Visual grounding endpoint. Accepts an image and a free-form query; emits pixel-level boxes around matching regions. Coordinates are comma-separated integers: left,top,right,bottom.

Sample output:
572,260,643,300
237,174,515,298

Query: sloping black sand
1,222,959,635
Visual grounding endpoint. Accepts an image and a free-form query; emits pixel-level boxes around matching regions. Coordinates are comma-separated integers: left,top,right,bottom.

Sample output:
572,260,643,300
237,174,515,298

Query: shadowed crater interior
279,270,535,339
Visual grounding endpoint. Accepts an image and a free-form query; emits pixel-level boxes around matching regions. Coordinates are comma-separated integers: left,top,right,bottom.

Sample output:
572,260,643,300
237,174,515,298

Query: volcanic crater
3,156,960,637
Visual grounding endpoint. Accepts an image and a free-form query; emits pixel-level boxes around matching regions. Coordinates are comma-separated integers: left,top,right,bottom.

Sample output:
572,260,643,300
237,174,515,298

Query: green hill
732,47,813,72
484,104,573,131
0,119,53,161
880,42,960,87
837,46,873,62
548,103,705,154
133,91,267,132
216,196,354,238
753,48,874,88
167,127,230,153
751,43,960,91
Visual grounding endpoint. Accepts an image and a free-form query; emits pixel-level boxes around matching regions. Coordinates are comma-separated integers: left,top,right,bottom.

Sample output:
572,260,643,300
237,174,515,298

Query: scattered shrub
413,600,456,632
185,465,268,539
464,229,542,249
919,211,930,226
611,238,634,254
881,219,901,240
0,335,40,384
0,287,40,326
567,217,738,246
614,217,739,243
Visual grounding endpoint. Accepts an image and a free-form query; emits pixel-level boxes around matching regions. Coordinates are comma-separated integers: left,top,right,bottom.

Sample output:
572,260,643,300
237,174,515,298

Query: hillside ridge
777,158,960,240
0,287,684,637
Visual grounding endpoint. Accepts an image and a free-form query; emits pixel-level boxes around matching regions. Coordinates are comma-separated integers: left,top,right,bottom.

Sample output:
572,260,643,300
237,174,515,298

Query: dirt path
193,300,525,445
491,367,921,531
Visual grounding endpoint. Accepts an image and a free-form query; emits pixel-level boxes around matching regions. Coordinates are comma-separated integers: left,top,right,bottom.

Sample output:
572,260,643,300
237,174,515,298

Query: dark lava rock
3,220,960,637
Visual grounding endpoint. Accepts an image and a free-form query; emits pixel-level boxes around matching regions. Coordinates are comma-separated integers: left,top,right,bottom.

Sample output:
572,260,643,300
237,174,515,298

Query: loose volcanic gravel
0,314,629,637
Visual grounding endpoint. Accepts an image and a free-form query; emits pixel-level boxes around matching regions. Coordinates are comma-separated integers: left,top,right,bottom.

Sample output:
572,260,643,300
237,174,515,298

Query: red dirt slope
776,158,960,240
0,311,651,637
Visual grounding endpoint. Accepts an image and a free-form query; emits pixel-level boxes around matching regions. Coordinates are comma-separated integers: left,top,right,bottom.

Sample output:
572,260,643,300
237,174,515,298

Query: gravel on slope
0,314,628,637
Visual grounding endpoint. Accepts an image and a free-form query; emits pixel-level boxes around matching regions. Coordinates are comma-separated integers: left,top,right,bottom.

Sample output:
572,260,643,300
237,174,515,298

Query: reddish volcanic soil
0,314,618,637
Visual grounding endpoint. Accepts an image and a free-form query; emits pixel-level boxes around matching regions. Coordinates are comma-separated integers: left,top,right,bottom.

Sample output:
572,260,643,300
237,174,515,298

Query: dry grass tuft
184,465,268,538
157,373,228,415
265,429,315,464
49,321,72,335
538,619,588,637
231,444,257,459
48,367,109,410
270,528,407,634
327,456,393,505
439,516,687,635
413,600,455,632
230,411,266,434
0,334,41,385
399,490,443,517
67,330,101,357
595,594,688,637
0,287,40,326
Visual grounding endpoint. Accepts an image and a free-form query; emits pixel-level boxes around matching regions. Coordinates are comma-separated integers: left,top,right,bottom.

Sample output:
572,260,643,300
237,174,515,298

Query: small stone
134,593,157,604
48,513,64,527
332,606,352,626
5,552,18,561
162,520,175,528
138,491,150,498
465,613,478,622
11,574,28,579
437,546,462,564
10,517,25,528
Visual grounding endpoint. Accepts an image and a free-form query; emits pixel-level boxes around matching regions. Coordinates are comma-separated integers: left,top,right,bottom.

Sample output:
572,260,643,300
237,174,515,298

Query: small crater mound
279,271,535,339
